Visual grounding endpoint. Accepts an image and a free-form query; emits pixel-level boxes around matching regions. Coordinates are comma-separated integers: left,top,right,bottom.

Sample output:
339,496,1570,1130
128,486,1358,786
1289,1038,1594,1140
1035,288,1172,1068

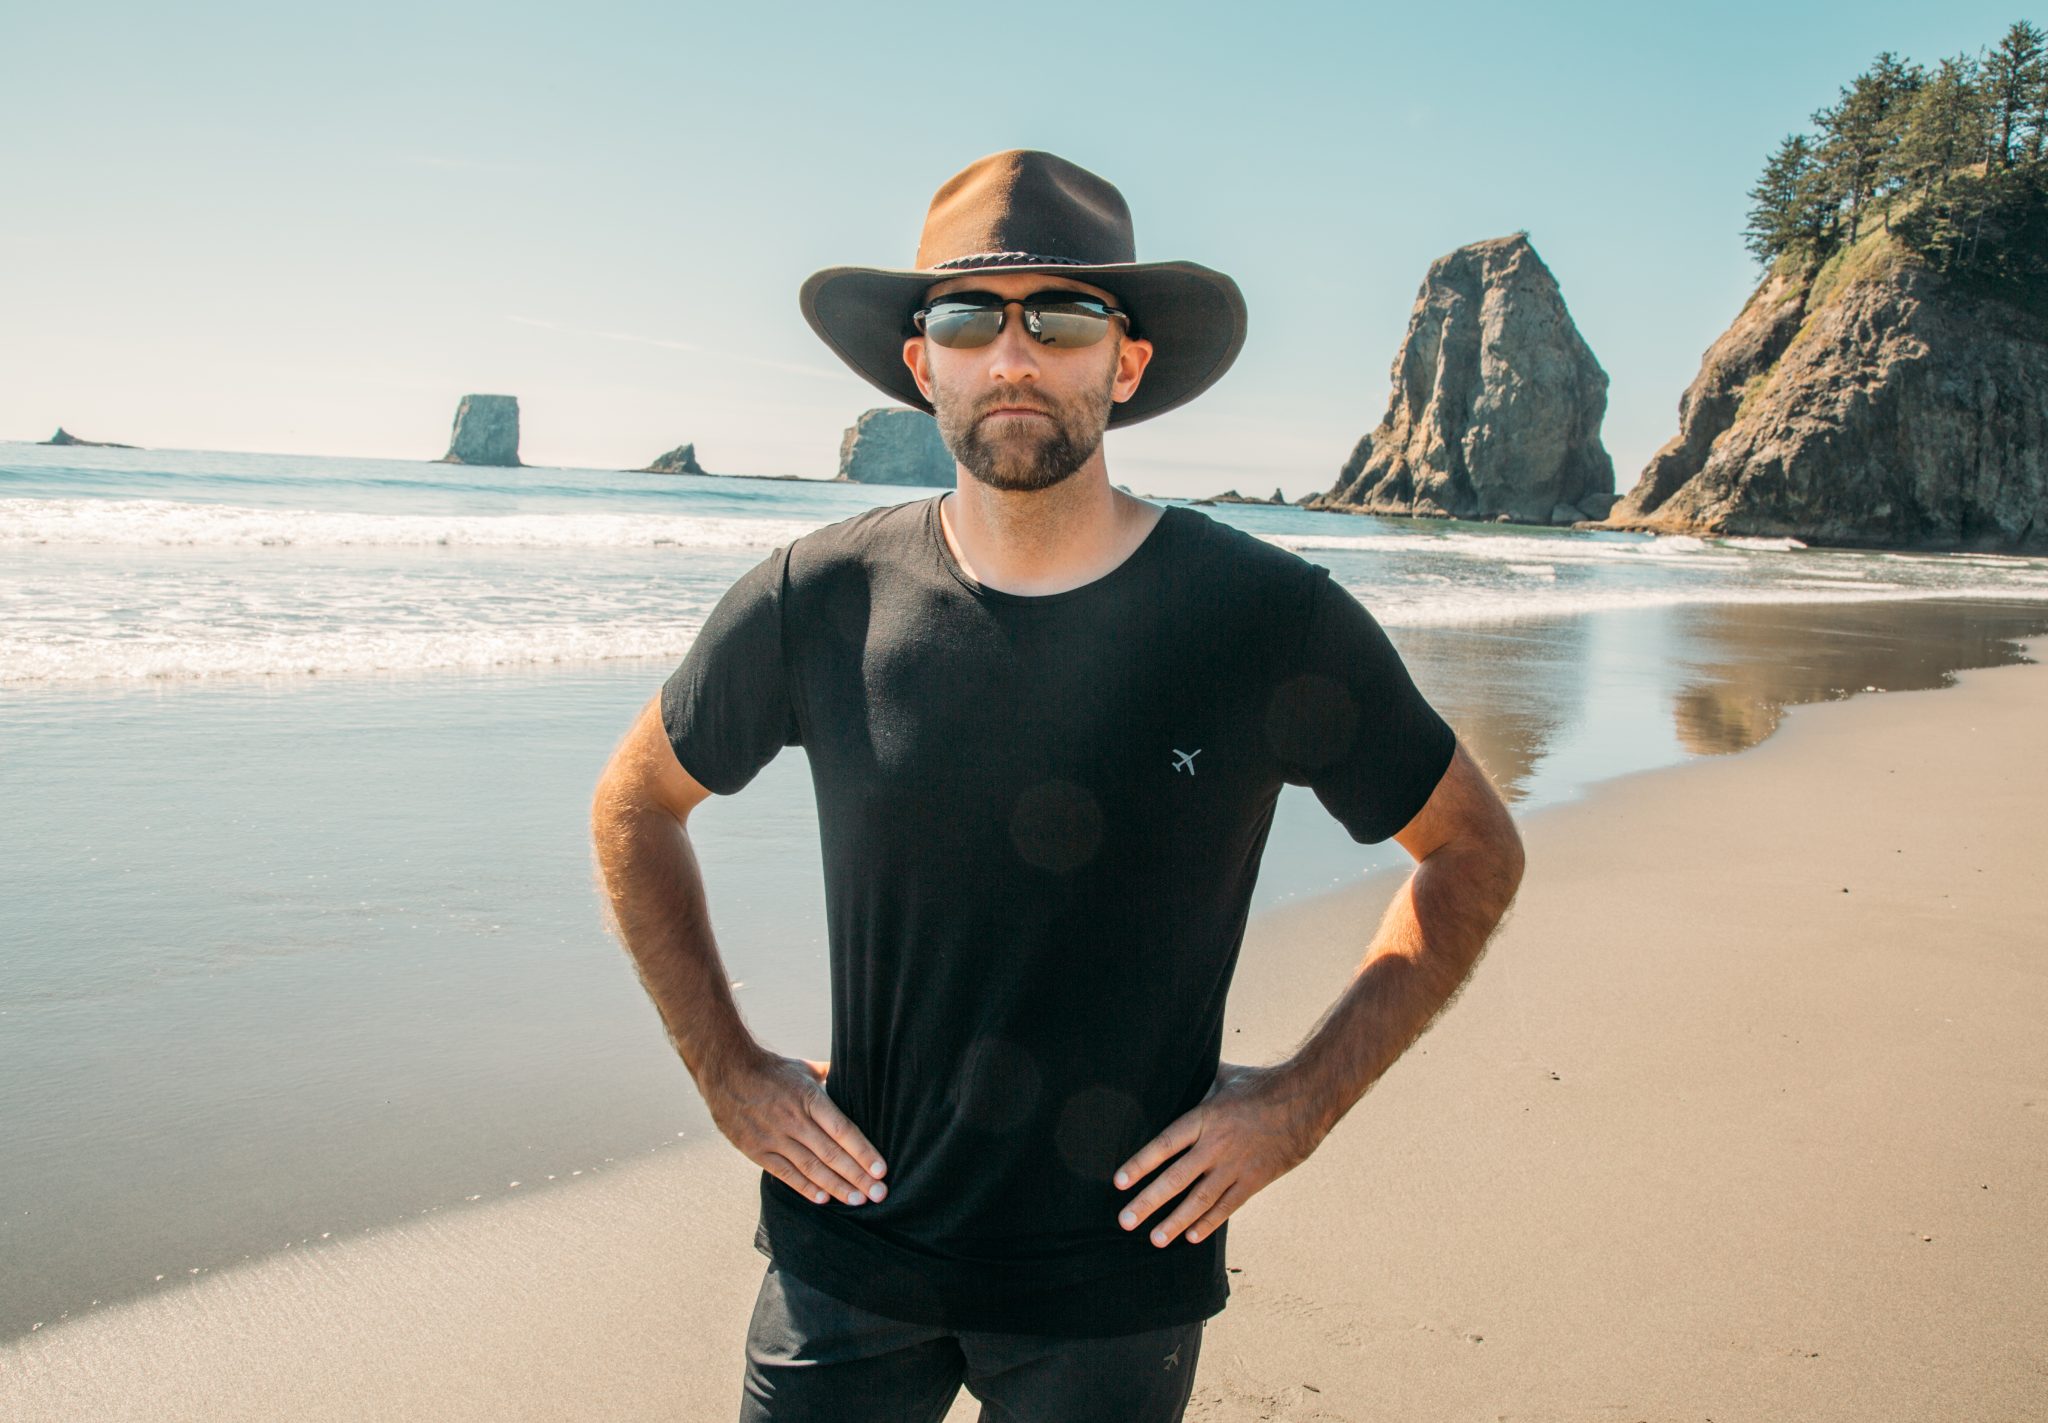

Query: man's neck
939,471,1163,597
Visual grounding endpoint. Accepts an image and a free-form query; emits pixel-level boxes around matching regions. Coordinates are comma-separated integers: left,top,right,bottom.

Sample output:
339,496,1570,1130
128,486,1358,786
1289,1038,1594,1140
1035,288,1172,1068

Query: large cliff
1306,233,1615,526
1602,232,2048,550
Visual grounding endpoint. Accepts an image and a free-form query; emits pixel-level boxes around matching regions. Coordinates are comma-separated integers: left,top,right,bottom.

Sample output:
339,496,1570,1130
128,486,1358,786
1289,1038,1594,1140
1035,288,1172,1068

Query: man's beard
933,361,1117,493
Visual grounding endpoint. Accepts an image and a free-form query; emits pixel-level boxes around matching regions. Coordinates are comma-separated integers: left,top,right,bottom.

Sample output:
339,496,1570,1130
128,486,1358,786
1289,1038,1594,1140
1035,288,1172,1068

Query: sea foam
0,499,823,552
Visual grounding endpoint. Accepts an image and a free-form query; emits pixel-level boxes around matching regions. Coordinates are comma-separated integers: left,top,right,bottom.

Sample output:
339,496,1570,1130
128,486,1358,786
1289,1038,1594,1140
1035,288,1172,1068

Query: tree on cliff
1744,136,1830,263
1895,57,1989,198
1809,52,1922,243
1743,21,2048,294
1982,20,2046,167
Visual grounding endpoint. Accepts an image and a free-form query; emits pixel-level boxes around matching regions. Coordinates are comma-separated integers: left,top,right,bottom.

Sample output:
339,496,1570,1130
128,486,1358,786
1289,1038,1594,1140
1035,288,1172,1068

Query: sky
2,1,2035,500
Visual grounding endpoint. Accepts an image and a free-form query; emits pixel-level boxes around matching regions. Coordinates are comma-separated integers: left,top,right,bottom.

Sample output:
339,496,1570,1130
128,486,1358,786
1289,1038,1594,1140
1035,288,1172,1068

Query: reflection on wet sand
1390,619,1591,802
1668,599,2048,755
1379,598,2048,808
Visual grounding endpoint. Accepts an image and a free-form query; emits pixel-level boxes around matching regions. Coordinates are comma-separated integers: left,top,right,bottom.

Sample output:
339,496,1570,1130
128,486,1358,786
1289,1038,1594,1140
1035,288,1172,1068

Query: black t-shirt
660,493,1455,1337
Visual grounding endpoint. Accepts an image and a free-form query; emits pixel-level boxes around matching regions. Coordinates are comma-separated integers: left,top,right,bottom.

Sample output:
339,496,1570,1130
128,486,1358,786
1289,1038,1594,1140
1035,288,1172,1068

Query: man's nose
981,300,1045,384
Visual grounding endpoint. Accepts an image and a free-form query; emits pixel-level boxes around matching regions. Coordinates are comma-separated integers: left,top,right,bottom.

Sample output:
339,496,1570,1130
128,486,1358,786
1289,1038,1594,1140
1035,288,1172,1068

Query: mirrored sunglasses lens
923,303,1002,348
1029,306,1114,347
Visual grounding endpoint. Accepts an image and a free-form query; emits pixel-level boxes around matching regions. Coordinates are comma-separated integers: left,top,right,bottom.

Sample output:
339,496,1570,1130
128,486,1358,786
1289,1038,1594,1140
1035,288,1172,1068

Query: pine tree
1744,135,1828,265
1982,20,2046,166
1897,56,1988,200
1812,54,1922,243
1868,52,1928,229
2026,33,2048,162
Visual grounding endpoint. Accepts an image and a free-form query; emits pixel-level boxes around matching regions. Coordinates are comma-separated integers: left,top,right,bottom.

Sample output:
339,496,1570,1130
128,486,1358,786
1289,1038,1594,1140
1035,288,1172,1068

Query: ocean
5,441,2048,1339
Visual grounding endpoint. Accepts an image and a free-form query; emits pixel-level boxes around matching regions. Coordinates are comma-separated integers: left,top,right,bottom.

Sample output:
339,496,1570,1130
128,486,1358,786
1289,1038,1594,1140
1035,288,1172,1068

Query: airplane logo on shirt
1171,748,1201,775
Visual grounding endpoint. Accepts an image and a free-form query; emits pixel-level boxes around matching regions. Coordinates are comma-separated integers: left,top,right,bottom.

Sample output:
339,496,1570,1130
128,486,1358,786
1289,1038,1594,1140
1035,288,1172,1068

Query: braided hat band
928,252,1093,270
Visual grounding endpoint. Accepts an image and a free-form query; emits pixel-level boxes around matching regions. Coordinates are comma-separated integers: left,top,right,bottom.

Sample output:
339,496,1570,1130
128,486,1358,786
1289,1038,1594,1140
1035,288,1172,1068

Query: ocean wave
13,499,2043,591
1266,527,1758,569
0,499,824,551
7,489,2048,688
9,582,2047,687
0,623,703,686
1359,581,2048,629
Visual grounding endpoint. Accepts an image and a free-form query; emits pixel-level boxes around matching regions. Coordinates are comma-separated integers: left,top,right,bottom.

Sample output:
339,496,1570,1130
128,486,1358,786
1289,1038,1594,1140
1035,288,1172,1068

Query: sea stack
1599,231,2048,550
1306,233,1615,526
40,427,137,449
639,443,707,476
440,394,522,467
1195,488,1293,506
837,409,955,486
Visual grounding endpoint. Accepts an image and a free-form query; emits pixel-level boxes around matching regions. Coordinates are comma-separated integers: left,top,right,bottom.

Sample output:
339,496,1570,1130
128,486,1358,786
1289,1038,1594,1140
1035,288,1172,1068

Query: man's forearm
591,797,762,1088
1285,837,1522,1140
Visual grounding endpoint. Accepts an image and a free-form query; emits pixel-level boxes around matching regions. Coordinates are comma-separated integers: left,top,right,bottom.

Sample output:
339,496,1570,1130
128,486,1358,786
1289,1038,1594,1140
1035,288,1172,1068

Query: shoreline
4,596,2047,1343
4,589,2046,696
5,638,2044,1420
14,438,2048,554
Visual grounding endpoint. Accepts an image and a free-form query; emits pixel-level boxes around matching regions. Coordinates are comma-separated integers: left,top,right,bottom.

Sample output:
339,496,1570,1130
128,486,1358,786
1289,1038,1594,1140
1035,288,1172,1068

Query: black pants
738,1260,1206,1423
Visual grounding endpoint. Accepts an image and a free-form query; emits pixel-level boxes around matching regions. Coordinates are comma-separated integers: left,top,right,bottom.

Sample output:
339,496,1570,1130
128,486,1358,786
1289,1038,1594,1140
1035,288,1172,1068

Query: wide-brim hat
799,149,1247,429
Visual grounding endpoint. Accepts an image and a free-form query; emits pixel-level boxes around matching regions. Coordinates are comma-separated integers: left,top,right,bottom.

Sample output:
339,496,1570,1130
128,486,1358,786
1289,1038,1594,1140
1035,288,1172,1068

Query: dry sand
4,639,2044,1422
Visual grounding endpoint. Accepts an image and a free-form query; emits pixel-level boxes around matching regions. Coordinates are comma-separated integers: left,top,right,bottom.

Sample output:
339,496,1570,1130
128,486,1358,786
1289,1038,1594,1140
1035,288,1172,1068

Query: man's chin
939,399,1106,492
962,459,1082,493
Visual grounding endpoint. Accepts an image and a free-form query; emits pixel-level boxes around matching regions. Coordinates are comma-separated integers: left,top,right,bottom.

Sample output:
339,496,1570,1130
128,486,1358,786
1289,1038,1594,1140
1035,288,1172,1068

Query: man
590,149,1525,1422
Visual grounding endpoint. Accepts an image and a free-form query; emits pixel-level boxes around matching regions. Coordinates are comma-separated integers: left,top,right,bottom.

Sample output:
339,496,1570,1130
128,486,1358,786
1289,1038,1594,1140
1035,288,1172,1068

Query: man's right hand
702,1051,889,1207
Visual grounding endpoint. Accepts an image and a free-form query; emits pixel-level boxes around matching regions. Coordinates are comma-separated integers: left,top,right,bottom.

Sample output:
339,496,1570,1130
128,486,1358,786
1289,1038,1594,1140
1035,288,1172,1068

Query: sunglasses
911,289,1129,350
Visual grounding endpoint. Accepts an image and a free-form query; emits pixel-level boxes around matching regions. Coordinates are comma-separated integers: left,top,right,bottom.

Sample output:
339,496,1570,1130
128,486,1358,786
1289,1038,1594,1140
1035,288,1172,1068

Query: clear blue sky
2,1,2032,498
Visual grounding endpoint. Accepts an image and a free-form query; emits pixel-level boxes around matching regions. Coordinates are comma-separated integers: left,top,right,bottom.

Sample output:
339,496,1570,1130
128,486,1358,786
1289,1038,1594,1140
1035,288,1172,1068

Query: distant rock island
41,427,137,449
1193,488,1293,506
639,443,707,476
1597,28,2048,550
1306,233,1616,527
439,394,521,467
626,443,810,482
837,409,955,486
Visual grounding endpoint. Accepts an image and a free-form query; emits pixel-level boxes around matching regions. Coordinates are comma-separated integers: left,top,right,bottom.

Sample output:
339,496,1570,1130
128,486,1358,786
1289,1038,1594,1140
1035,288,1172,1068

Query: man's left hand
1111,1061,1328,1247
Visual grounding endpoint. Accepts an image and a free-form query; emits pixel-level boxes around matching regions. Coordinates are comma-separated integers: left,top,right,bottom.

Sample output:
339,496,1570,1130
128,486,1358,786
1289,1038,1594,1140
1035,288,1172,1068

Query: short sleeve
1264,567,1456,843
660,544,803,795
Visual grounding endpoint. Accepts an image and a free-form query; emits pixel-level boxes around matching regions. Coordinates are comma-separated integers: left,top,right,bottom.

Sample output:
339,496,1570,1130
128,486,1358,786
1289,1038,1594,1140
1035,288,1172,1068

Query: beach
5,630,2041,1420
13,5,2048,1415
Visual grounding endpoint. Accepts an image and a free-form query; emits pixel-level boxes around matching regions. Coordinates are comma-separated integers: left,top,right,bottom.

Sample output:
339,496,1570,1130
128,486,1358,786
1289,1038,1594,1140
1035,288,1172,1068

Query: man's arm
589,694,888,1208
1112,739,1525,1246
1270,737,1526,1141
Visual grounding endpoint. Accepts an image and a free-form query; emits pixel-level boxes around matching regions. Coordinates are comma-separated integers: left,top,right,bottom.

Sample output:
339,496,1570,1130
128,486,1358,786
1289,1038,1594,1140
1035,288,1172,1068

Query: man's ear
1112,336,1155,405
902,336,932,402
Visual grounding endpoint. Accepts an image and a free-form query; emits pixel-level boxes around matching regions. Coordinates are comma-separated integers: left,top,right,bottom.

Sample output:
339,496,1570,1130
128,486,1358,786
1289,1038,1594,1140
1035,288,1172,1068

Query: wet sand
4,638,2043,1421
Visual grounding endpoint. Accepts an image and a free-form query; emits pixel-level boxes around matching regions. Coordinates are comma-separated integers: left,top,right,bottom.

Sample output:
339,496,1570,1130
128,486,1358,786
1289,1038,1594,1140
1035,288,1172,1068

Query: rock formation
1306,233,1614,526
836,409,955,487
439,394,521,467
639,443,707,476
41,427,136,448
1193,488,1293,506
1600,232,2048,550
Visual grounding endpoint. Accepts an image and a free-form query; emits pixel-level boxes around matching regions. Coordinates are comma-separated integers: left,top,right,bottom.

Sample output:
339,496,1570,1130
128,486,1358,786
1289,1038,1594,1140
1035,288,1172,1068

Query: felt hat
798,149,1247,428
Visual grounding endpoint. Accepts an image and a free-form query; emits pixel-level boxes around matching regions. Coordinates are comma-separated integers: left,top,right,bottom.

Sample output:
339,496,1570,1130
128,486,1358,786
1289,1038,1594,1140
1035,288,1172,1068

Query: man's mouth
985,406,1052,422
